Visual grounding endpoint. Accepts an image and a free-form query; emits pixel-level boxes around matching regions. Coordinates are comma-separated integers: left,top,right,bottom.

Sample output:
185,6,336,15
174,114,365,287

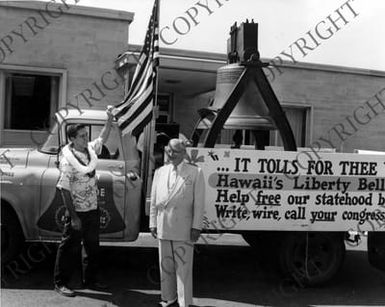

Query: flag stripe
131,111,153,137
115,68,154,118
122,104,153,136
124,59,153,106
118,85,154,130
124,54,151,101
115,0,159,136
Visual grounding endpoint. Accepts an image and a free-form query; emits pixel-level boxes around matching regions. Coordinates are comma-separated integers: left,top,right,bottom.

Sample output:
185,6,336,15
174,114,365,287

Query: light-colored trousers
159,239,194,307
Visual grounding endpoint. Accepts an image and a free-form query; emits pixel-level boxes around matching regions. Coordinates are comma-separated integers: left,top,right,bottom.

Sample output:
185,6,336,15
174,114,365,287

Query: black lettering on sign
215,189,249,203
234,157,251,172
215,204,249,219
310,211,337,224
257,158,299,175
252,207,280,220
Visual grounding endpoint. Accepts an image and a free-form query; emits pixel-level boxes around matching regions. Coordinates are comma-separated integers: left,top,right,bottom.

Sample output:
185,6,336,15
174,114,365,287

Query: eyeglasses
165,145,184,155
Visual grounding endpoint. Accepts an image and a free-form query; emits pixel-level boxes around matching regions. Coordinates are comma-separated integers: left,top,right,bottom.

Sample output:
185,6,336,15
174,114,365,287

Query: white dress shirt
168,162,183,191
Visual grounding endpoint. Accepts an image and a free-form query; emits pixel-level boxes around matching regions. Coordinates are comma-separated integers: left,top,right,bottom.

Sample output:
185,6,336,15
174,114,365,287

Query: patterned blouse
57,138,102,212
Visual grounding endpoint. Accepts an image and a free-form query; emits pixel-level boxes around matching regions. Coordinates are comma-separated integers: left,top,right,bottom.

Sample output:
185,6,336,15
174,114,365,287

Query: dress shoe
158,298,178,307
54,284,75,297
83,280,109,291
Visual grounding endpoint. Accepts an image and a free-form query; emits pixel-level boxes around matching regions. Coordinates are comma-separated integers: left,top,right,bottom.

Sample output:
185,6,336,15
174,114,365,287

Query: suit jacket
149,162,205,241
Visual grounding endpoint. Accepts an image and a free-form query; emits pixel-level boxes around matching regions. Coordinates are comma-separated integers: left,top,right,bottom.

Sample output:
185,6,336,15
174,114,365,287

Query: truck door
368,232,385,271
95,124,142,241
90,123,127,239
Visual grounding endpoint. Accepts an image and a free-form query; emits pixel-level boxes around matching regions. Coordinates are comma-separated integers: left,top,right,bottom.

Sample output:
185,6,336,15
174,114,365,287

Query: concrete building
119,45,385,154
0,1,133,146
1,1,385,154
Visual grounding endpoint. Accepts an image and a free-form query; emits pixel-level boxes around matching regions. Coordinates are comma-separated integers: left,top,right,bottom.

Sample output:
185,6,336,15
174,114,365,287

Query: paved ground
1,234,385,307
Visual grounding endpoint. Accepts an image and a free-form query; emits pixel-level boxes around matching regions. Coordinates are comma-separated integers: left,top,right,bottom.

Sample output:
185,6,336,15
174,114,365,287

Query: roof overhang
0,1,134,23
116,46,227,96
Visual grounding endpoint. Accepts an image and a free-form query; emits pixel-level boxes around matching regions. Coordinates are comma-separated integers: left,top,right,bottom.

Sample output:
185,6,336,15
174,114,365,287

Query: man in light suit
150,138,205,307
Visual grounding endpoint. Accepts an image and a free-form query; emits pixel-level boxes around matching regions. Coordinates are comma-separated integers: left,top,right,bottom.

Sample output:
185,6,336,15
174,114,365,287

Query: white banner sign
186,148,385,232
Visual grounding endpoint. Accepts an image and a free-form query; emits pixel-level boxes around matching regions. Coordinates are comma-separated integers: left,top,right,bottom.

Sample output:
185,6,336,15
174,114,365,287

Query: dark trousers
53,209,100,286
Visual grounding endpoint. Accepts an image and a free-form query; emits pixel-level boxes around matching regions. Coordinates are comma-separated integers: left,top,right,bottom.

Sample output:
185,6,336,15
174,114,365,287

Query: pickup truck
1,109,143,264
2,108,385,287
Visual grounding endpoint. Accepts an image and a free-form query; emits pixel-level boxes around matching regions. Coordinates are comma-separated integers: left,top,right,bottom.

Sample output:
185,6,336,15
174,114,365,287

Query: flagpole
143,0,160,216
154,0,160,109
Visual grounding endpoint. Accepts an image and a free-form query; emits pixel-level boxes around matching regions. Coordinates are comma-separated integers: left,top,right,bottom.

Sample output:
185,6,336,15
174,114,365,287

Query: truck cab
1,109,143,263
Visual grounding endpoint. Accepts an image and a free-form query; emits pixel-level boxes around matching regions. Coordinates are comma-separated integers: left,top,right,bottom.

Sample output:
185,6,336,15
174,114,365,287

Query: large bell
212,63,275,130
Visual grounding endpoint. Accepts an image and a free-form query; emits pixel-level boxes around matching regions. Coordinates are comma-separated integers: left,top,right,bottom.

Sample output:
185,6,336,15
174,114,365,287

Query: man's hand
71,215,82,231
127,171,138,181
100,106,115,142
150,227,157,239
190,228,201,242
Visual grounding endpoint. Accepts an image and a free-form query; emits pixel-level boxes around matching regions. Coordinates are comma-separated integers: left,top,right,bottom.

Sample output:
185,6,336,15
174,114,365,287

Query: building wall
0,1,133,146
173,63,385,153
272,64,385,153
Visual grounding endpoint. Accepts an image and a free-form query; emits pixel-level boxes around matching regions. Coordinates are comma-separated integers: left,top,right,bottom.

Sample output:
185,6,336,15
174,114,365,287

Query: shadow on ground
2,242,385,307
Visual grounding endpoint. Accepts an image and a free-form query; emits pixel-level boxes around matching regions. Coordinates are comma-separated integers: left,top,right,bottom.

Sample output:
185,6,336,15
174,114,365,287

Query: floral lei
62,143,97,175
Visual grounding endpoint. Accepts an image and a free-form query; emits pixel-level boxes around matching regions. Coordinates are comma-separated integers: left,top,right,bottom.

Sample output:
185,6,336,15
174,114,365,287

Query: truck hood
0,148,33,168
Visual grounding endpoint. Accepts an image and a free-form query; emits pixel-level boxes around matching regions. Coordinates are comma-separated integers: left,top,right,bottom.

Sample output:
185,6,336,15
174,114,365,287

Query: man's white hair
168,138,186,151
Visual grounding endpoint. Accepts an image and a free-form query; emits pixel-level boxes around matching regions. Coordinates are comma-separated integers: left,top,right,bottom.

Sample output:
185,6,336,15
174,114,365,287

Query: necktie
169,165,177,189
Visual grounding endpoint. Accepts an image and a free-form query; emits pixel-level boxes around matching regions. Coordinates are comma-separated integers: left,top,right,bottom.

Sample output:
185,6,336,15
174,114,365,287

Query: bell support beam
202,61,297,151
199,21,297,151
191,108,217,146
253,66,297,151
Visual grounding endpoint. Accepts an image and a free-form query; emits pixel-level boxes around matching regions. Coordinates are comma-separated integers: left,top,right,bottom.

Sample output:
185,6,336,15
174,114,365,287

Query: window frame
0,64,67,146
61,121,124,161
156,93,174,124
271,103,312,148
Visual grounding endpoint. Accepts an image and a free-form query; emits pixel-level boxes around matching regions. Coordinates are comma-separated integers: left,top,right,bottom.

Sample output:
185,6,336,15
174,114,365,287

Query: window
40,122,126,161
90,125,121,160
192,105,310,150
4,73,59,130
0,66,65,146
273,106,310,147
156,94,173,124
63,124,121,160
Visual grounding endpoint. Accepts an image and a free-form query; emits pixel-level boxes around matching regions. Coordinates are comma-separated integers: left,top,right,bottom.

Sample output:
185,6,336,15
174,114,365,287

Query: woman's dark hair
67,124,87,140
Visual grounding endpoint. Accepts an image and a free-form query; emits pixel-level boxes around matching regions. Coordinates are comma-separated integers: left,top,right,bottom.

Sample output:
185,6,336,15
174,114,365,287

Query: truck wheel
1,207,24,264
279,232,345,286
242,232,282,266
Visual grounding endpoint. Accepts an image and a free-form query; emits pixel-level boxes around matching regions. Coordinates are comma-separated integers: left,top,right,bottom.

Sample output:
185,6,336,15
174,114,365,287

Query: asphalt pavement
1,234,385,307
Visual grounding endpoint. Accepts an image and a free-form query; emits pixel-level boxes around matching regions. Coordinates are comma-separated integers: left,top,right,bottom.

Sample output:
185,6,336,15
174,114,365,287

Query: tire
278,232,345,286
368,232,385,271
1,206,25,264
242,232,282,267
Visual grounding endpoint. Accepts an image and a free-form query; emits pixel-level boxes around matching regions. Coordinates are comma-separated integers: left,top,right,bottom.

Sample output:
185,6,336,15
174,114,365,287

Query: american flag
113,0,159,136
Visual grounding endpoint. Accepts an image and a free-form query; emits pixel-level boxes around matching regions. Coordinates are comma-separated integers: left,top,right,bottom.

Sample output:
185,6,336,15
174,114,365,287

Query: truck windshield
39,123,59,154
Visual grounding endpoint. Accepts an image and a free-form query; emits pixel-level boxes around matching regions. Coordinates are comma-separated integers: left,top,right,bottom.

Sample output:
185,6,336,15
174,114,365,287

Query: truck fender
1,198,25,264
1,193,27,238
